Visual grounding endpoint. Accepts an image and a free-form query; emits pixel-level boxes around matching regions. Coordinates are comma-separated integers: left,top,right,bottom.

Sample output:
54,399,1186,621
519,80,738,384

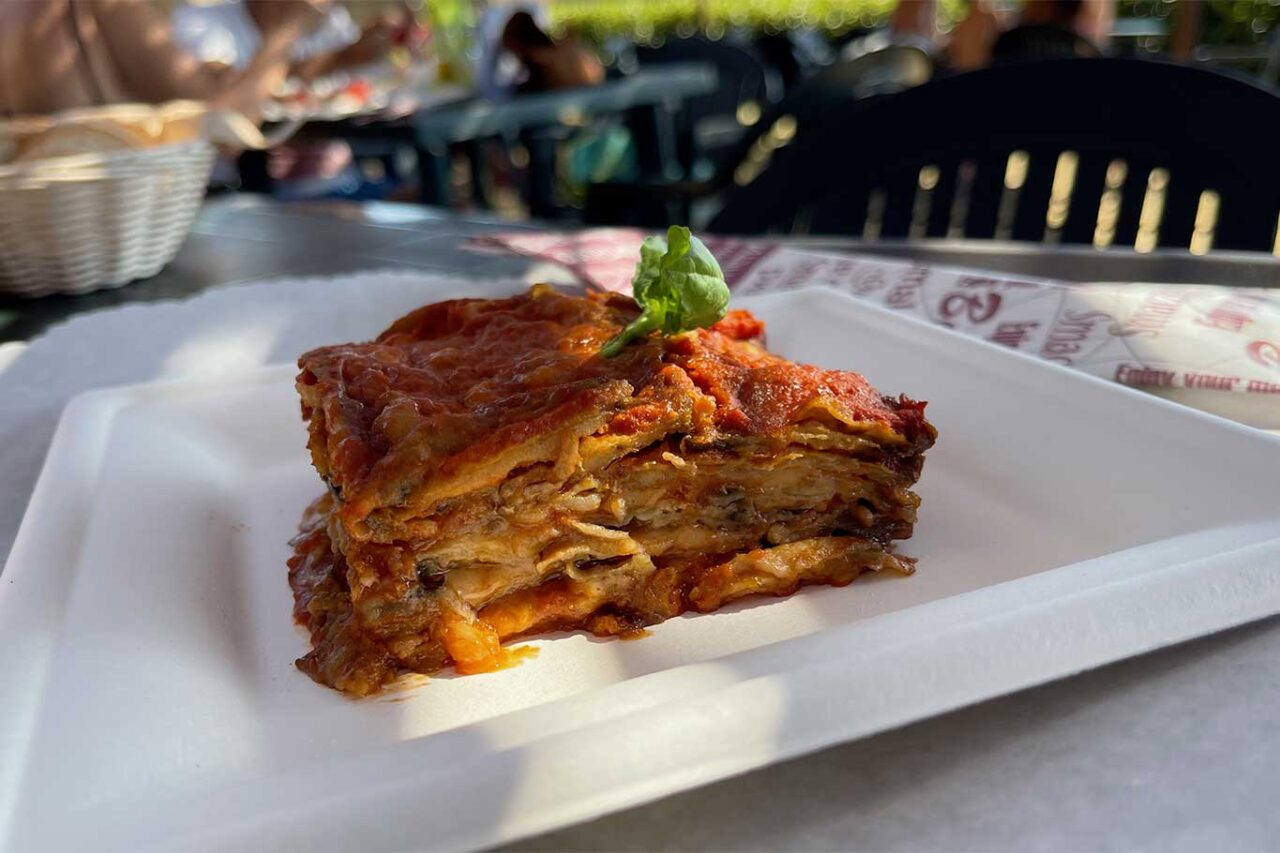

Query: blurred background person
171,0,362,81
0,0,326,120
886,0,1113,72
288,3,425,83
886,0,942,55
990,0,1113,63
943,0,1115,70
945,1,1004,71
477,2,603,102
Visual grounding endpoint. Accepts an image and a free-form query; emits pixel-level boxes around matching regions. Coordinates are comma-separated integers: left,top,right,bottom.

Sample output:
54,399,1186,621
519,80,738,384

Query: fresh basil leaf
631,234,667,302
601,225,730,357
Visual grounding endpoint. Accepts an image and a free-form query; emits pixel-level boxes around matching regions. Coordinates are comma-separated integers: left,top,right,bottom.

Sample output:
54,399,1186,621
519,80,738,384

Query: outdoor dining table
262,63,719,217
2,195,1279,851
408,62,718,201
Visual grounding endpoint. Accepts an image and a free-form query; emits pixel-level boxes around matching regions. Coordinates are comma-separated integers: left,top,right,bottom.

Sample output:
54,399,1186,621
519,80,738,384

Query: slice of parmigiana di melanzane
291,285,936,697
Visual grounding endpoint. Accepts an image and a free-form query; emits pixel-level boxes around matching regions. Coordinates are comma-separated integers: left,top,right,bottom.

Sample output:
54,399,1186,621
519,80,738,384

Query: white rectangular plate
3,288,1279,852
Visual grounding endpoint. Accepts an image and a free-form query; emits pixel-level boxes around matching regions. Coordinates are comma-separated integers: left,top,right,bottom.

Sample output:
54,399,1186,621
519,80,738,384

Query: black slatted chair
635,35,780,110
585,45,933,227
634,36,779,159
709,58,1280,254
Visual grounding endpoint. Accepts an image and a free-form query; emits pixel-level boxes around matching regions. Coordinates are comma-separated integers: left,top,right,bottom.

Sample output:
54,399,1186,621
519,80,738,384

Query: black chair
709,58,1280,253
637,36,779,104
634,36,779,162
990,23,1102,64
585,45,933,227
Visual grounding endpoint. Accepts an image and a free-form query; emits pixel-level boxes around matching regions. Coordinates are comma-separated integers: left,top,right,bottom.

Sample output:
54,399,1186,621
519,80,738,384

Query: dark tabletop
3,195,1276,345
410,64,719,145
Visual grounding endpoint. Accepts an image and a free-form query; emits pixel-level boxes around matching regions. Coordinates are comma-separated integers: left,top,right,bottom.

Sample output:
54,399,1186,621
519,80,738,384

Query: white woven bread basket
0,102,267,298
0,141,216,297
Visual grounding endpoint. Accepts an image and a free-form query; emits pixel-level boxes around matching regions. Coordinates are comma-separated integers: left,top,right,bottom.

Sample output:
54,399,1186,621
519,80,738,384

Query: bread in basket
0,101,265,297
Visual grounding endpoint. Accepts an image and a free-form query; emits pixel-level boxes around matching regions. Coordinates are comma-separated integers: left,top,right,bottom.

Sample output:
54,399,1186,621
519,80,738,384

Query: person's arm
1077,0,1115,50
889,0,937,43
945,1,1001,71
291,16,400,82
87,0,318,120
209,13,312,119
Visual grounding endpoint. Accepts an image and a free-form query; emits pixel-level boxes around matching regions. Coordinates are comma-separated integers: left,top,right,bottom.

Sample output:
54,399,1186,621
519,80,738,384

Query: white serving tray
2,288,1278,852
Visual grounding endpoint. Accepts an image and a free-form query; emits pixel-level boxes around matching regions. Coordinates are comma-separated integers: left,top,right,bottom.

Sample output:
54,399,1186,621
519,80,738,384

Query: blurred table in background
2,196,1280,851
245,65,719,218
409,63,717,214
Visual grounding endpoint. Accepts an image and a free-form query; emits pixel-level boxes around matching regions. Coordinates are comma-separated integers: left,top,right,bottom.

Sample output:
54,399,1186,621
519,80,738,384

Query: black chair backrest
580,45,932,229
635,36,777,120
805,43,934,101
710,58,1280,254
718,45,933,183
990,23,1101,64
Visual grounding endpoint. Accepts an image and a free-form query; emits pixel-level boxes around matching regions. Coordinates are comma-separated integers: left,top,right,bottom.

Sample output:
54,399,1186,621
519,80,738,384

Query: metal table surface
408,64,717,213
409,64,718,146
281,65,719,213
3,198,1279,852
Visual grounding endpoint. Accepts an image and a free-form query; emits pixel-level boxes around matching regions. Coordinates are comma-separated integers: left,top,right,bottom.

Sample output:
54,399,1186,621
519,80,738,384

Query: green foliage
551,0,1277,47
1202,0,1279,46
600,226,730,357
549,0,955,42
1120,0,1279,46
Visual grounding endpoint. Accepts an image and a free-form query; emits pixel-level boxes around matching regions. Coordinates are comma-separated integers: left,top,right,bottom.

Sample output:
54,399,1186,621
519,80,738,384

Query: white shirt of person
475,0,549,102
171,0,359,69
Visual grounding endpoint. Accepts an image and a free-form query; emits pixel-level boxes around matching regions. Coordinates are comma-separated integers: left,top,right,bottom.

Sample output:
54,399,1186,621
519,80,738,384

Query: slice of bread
15,120,152,162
